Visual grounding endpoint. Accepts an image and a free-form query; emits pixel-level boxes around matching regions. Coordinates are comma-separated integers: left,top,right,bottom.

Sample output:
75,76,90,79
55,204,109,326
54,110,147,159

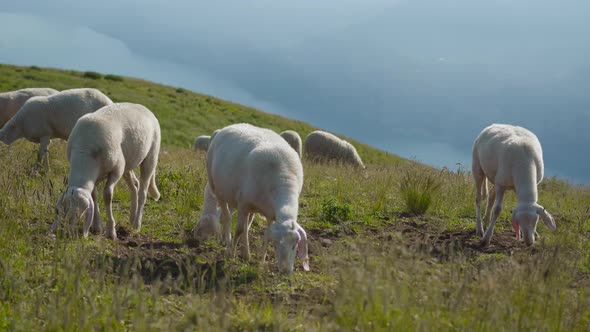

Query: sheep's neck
68,152,100,191
513,164,538,204
273,189,299,225
202,183,219,215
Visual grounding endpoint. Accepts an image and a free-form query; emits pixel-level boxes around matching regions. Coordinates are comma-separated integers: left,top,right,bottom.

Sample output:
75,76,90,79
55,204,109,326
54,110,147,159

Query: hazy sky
1,0,589,182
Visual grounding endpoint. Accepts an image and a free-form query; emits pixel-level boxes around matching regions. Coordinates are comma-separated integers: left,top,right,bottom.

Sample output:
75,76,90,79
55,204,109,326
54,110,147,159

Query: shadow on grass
89,226,258,294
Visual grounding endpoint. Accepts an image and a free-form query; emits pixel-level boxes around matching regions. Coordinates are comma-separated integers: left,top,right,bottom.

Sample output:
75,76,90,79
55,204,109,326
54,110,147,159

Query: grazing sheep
304,130,365,168
472,124,556,246
0,88,112,168
200,123,309,274
52,102,161,240
280,130,302,158
0,88,59,128
193,135,211,152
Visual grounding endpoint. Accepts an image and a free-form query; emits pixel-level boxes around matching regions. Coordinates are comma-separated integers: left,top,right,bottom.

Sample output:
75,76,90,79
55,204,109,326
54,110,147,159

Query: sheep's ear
295,223,310,271
536,205,556,231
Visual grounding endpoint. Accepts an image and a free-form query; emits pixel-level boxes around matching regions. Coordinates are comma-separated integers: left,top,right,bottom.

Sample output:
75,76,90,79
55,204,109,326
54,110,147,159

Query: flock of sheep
0,86,556,274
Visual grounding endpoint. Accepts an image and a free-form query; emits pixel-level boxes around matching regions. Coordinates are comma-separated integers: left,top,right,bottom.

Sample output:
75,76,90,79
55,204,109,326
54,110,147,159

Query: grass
399,168,443,215
0,64,590,330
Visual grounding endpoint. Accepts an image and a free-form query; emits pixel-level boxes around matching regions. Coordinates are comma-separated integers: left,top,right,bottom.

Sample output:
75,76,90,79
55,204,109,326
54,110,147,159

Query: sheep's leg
233,208,251,259
90,187,103,234
32,136,50,173
260,219,273,264
219,203,232,255
482,184,496,229
103,171,122,240
245,213,255,257
130,170,140,190
473,164,486,236
480,186,506,247
133,173,149,232
134,149,159,231
123,171,138,227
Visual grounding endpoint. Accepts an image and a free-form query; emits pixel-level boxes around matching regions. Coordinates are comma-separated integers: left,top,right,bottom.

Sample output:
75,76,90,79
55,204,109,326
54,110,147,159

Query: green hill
0,64,589,331
0,64,402,166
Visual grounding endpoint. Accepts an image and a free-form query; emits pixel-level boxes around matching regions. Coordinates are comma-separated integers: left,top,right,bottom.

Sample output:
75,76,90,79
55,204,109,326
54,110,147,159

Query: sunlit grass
0,64,588,330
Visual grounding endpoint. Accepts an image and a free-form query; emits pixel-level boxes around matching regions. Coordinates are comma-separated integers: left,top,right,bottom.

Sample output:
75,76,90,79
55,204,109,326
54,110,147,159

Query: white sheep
472,124,556,246
0,88,59,128
199,123,309,274
280,130,302,158
0,88,112,168
192,135,211,152
52,102,161,240
304,130,365,168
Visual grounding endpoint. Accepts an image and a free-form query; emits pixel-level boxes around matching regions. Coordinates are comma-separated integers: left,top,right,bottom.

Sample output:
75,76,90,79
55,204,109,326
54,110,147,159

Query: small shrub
176,87,186,93
321,198,353,223
29,65,41,71
83,71,103,80
399,169,442,215
105,74,123,82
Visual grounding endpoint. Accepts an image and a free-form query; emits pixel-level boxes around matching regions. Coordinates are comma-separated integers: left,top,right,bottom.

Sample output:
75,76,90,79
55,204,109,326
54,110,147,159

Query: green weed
399,168,442,215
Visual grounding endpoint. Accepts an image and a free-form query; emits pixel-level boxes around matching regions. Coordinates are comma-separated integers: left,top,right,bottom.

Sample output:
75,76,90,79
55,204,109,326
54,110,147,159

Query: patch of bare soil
359,215,531,262
395,220,525,258
90,226,245,294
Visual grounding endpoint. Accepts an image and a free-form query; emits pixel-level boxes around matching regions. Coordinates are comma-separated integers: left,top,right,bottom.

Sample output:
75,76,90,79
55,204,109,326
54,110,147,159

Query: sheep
0,88,59,128
193,135,211,152
52,102,161,240
472,124,556,246
0,88,112,169
199,123,309,274
280,130,302,158
304,130,365,168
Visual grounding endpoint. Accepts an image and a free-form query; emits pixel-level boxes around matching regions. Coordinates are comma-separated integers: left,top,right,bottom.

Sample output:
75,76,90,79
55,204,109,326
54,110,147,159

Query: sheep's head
52,187,94,238
266,221,310,274
193,211,221,242
512,203,556,245
0,118,22,145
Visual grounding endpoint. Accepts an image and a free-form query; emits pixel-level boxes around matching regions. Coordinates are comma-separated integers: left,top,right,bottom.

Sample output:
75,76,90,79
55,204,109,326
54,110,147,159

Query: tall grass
399,168,442,215
0,64,588,330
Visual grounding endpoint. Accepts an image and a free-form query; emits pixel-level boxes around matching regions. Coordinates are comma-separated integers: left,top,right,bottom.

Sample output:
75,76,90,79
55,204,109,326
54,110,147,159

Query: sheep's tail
148,172,160,201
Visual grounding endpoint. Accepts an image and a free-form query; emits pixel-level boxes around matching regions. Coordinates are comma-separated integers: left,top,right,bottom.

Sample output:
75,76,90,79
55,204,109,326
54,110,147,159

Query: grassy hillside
0,64,400,166
1,64,590,331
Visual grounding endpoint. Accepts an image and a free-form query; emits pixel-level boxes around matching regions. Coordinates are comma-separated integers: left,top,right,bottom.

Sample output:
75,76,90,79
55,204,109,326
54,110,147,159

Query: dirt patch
90,226,254,294
310,214,534,260
371,218,528,261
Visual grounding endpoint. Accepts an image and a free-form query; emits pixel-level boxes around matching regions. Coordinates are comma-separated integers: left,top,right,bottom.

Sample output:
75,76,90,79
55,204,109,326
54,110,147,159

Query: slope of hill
0,64,589,330
0,64,401,166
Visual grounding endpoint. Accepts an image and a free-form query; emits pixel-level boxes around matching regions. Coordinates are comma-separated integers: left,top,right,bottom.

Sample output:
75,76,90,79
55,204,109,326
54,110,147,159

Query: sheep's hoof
106,230,117,241
90,225,103,235
479,238,491,248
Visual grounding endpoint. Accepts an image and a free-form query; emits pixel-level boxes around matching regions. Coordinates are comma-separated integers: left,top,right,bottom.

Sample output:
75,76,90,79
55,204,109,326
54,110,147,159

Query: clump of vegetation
29,65,41,71
321,198,353,223
176,87,186,93
83,71,103,80
399,168,442,215
104,74,123,82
